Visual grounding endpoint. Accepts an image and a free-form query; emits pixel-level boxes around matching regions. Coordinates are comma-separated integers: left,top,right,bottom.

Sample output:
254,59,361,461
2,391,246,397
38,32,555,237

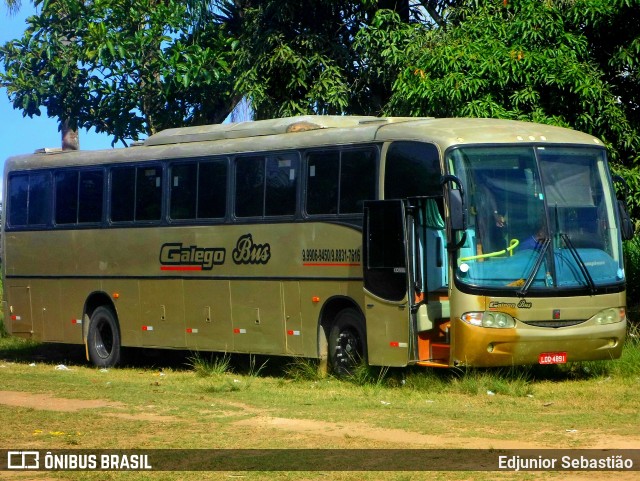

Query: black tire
87,306,121,368
328,308,366,376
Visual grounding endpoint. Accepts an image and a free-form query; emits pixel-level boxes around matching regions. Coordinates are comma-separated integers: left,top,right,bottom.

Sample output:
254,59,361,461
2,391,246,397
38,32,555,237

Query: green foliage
283,357,325,381
230,0,356,119
187,352,231,377
346,360,390,387
623,237,640,307
0,0,236,145
0,275,5,338
202,354,267,393
228,1,440,119
386,0,640,165
612,164,640,223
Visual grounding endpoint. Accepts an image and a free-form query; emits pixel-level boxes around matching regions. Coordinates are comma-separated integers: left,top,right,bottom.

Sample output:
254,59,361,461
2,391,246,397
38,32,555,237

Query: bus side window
265,154,298,216
306,150,339,215
78,170,104,223
198,160,227,219
55,170,79,224
29,172,53,226
136,166,162,221
110,165,162,223
111,166,136,222
7,172,53,228
340,148,376,214
170,159,228,221
235,156,265,218
170,162,198,220
8,173,30,226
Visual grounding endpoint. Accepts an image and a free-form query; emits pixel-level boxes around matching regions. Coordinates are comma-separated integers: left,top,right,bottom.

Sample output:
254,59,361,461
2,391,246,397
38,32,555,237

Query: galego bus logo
159,243,226,271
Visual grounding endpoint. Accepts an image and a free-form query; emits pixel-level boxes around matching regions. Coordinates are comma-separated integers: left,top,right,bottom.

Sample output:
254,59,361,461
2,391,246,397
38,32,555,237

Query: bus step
416,359,449,368
430,343,450,362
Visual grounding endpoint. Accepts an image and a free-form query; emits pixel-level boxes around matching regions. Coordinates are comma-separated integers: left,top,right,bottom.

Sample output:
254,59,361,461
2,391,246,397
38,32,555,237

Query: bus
1,116,632,373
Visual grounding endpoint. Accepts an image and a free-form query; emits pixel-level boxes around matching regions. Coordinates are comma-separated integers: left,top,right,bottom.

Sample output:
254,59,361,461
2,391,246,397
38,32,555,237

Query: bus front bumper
451,317,627,367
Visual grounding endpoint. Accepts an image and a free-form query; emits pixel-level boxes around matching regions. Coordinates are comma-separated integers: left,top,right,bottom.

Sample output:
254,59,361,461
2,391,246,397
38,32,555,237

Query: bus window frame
6,170,53,231
302,144,380,219
231,151,302,222
108,161,165,226
52,166,106,228
166,156,230,225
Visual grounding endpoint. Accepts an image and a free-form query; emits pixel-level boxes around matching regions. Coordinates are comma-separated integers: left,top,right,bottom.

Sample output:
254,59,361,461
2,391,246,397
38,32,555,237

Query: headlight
594,307,626,325
461,311,516,328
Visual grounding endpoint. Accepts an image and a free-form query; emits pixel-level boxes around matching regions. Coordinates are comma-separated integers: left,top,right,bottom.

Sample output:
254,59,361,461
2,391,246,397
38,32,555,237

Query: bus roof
5,116,604,171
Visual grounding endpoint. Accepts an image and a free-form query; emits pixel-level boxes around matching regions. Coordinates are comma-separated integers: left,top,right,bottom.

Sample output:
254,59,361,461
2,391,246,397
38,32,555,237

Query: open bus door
363,199,418,367
363,198,451,368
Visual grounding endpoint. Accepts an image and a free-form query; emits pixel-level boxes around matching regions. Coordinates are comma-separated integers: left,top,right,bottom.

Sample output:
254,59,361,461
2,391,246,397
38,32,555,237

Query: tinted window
265,155,298,216
8,173,29,226
28,172,52,225
8,172,53,227
55,171,79,224
110,165,162,222
136,166,162,221
78,170,104,223
170,159,228,220
306,151,339,215
385,141,441,199
340,149,376,214
170,162,197,219
235,156,265,217
199,160,227,218
111,166,136,222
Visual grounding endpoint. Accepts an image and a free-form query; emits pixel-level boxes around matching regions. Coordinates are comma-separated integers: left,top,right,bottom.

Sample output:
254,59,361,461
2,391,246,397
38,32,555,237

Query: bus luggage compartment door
7,285,33,335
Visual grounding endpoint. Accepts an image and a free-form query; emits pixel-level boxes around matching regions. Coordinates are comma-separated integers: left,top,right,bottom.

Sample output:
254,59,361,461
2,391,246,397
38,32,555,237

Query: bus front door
362,200,415,367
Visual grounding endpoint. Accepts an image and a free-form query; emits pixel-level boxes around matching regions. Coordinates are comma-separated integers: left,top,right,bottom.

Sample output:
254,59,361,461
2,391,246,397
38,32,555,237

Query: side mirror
440,174,467,250
618,199,634,241
440,174,466,231
612,175,635,240
449,189,465,231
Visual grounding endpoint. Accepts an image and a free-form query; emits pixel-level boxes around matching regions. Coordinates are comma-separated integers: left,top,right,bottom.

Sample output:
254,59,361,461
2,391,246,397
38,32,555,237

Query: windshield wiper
560,233,596,294
518,237,551,297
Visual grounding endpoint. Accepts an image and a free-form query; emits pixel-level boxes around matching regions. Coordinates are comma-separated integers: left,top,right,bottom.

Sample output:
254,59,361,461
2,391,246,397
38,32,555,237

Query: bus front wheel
87,306,121,368
328,308,366,376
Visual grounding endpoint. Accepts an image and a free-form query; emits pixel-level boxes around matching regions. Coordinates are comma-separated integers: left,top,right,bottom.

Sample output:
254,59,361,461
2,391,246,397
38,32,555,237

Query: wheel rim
94,319,114,360
336,329,360,367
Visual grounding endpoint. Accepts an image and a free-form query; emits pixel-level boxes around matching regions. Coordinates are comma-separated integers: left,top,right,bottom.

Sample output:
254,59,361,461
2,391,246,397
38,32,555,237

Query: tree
2,0,640,166
4,0,21,14
0,0,236,146
223,0,454,119
376,0,640,167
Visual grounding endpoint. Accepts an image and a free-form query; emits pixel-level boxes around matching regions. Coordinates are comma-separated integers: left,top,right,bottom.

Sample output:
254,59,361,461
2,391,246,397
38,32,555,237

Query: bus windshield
449,145,625,293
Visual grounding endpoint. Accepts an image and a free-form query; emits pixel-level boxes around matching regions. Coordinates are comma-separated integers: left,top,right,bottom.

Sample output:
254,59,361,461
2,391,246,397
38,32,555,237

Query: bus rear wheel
328,308,366,376
87,306,121,368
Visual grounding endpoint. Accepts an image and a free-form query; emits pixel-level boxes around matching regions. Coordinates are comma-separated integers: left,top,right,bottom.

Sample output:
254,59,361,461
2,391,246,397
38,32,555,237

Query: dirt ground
1,389,639,480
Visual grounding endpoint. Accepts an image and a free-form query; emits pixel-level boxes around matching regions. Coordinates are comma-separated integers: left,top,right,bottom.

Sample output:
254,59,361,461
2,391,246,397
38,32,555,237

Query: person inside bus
520,222,548,250
475,176,507,254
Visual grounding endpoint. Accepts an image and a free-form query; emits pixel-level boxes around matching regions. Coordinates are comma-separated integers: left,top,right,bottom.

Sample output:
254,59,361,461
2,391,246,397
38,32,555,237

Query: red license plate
538,352,567,364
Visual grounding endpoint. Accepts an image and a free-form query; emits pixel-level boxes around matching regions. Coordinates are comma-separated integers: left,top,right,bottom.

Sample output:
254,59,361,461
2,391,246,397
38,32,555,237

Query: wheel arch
317,296,366,358
83,291,118,342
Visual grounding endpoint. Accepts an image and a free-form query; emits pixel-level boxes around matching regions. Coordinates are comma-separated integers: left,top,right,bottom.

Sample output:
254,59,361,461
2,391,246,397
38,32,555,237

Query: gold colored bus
1,116,632,372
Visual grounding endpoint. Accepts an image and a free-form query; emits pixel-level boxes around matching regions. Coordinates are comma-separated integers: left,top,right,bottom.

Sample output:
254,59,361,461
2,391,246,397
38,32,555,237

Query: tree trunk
61,119,80,151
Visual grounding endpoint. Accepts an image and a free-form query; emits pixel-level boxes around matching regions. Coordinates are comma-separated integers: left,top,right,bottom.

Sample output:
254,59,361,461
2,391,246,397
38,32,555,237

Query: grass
187,351,232,377
0,334,639,480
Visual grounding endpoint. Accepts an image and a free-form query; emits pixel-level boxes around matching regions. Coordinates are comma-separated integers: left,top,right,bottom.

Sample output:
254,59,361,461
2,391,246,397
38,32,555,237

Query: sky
0,3,118,189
